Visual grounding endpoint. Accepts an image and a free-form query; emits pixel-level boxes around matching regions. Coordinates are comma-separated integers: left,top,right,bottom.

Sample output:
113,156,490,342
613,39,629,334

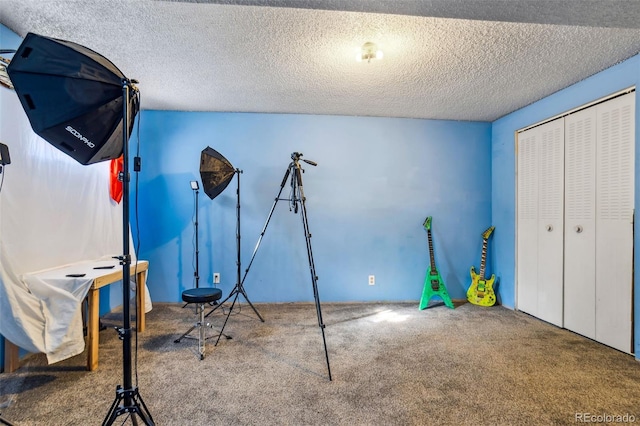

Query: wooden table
3,260,149,373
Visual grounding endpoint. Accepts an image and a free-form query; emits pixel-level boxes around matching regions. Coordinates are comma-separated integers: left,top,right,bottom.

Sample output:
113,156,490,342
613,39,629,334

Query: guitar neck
427,230,437,272
479,239,488,279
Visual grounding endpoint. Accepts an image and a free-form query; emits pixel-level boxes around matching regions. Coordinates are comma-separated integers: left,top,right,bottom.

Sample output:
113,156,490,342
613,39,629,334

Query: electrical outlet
368,275,375,286
214,272,220,284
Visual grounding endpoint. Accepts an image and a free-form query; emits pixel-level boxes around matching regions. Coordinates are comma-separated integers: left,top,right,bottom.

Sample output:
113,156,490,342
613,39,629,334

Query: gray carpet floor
1,301,640,425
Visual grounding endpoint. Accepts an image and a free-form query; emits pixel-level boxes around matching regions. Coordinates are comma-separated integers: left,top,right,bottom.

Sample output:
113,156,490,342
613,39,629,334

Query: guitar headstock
482,226,495,240
423,216,432,231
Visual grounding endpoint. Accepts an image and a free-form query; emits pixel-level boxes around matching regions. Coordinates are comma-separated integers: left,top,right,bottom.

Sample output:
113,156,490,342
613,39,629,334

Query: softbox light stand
101,80,154,426
212,169,265,344
7,33,154,425
199,147,263,323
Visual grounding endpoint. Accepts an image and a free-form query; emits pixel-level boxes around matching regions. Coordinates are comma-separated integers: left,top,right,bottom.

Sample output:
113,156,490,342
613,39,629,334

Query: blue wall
0,24,21,47
491,53,640,357
132,113,492,304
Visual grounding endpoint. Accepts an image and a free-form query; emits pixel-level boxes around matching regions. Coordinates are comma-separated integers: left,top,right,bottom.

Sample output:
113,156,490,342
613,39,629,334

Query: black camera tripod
237,152,332,380
192,152,332,380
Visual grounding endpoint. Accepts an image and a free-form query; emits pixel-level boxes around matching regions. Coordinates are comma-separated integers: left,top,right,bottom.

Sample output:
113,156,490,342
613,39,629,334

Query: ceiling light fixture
356,42,383,63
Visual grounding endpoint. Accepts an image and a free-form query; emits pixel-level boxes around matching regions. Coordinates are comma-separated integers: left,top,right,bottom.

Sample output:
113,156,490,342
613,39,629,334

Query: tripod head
287,152,317,213
291,152,317,167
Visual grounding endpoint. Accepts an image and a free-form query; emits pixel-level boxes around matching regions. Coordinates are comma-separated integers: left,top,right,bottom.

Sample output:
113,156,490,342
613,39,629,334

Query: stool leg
198,303,205,360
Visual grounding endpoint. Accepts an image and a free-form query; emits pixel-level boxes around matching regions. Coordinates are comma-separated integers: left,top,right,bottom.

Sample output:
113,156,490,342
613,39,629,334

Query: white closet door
564,107,597,339
517,129,539,316
536,120,565,326
517,118,564,326
595,92,635,353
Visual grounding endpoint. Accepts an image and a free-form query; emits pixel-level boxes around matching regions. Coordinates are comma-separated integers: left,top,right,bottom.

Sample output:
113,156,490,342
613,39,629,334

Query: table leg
136,269,146,333
86,287,99,371
3,338,19,373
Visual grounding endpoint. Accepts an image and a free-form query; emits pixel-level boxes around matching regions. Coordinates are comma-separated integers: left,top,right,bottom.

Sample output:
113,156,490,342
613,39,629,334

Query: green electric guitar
419,217,454,310
467,226,497,307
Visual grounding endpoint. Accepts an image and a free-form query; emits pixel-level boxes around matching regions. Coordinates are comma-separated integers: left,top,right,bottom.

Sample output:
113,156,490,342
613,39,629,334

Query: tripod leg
133,390,155,425
102,391,121,426
236,284,265,322
215,291,240,346
295,167,332,381
202,284,235,320
199,303,205,360
236,165,291,313
174,322,196,343
0,416,16,426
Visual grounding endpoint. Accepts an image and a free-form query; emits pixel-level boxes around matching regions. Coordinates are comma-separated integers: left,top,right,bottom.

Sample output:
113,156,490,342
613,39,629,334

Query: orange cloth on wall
109,155,124,203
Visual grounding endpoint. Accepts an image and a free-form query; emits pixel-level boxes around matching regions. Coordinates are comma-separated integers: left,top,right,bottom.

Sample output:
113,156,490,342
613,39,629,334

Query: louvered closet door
517,118,564,326
595,92,635,353
517,129,539,317
536,120,565,326
564,107,597,339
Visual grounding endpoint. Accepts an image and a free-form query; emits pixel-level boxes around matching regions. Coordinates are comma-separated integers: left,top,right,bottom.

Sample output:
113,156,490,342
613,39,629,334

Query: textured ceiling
1,0,640,121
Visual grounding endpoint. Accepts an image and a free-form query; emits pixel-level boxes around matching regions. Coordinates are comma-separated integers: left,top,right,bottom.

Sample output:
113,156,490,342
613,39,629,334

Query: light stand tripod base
102,386,154,426
212,282,264,322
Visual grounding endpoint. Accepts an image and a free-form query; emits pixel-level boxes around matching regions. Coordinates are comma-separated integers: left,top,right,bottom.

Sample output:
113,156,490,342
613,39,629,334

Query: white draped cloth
7,258,152,364
0,87,151,364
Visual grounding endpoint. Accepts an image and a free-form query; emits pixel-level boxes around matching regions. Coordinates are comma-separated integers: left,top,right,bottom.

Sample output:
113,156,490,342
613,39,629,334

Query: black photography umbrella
7,32,139,165
200,146,235,199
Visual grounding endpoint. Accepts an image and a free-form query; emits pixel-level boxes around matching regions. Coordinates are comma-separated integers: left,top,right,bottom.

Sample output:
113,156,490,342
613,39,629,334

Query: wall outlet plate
214,272,220,284
368,275,375,285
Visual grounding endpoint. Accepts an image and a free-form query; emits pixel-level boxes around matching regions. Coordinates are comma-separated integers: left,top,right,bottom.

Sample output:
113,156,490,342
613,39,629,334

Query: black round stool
180,287,222,360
